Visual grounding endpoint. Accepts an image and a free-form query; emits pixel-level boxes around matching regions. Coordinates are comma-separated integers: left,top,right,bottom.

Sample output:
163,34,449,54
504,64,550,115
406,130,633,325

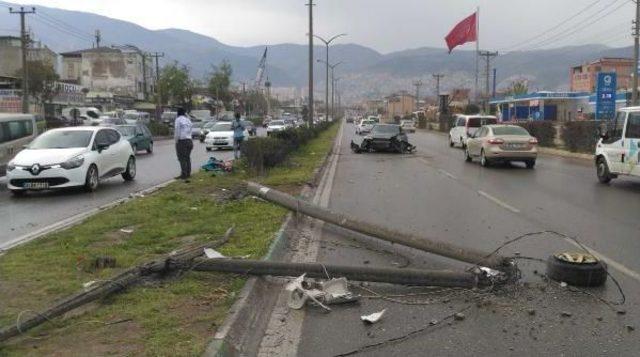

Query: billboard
595,72,617,120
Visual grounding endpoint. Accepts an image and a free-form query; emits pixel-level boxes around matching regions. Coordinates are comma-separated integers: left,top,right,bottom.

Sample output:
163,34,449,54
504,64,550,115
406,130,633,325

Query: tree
507,79,528,96
208,60,233,106
16,60,59,105
463,103,480,114
157,62,193,108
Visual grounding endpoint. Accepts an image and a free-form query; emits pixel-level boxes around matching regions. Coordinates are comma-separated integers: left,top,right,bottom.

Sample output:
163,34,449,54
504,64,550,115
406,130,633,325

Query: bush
241,121,333,174
148,121,173,137
514,121,556,147
562,121,599,153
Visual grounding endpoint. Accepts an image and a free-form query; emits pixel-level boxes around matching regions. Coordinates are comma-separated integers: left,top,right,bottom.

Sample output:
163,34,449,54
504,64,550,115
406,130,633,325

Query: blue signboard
595,72,617,120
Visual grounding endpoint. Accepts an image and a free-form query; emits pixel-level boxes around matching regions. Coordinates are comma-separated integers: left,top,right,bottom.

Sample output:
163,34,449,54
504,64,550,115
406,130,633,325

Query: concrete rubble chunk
454,312,465,321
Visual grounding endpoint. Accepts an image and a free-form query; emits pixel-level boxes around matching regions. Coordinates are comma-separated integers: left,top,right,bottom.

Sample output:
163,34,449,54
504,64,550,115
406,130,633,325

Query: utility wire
499,0,604,52
525,0,629,51
30,15,93,43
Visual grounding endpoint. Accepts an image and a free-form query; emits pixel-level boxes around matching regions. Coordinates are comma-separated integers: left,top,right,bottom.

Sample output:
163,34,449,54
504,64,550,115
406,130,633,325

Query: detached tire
546,254,607,287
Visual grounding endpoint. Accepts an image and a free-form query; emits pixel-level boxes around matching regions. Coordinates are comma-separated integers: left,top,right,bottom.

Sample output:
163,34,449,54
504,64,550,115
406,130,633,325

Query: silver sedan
464,125,538,168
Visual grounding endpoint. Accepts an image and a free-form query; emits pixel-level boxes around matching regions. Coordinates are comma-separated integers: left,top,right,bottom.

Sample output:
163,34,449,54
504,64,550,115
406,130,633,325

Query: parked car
191,110,212,122
356,119,375,135
115,124,154,154
6,126,135,195
198,121,218,142
161,111,177,125
464,125,538,168
123,111,150,124
449,115,498,148
267,120,287,136
204,122,249,151
346,117,354,123
191,121,204,139
0,114,38,176
400,120,416,133
99,117,128,126
595,107,640,183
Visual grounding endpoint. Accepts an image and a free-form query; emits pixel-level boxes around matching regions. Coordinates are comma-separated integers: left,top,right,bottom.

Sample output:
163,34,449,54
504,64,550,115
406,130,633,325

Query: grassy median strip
0,123,339,356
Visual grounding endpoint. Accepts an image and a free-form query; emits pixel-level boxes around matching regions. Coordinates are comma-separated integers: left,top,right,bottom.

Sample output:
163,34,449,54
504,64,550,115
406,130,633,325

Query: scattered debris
119,228,134,234
453,312,466,321
626,325,635,332
190,207,198,211
617,309,627,315
204,248,226,259
560,282,568,288
527,308,536,316
429,319,438,326
91,256,116,270
361,309,386,324
285,275,360,311
561,311,573,318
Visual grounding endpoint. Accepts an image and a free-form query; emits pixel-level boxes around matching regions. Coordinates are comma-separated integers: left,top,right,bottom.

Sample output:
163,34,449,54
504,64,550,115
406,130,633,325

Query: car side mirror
96,142,109,152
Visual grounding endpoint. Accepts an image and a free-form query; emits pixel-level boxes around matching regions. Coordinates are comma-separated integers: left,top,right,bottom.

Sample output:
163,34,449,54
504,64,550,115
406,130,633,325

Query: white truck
595,107,640,183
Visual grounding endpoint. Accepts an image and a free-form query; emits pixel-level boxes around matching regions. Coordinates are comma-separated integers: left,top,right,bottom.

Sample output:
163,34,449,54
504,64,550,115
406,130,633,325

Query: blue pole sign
595,72,616,121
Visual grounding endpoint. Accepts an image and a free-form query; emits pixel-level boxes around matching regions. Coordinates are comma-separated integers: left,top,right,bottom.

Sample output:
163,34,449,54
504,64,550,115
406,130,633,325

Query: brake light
529,138,538,145
488,138,504,145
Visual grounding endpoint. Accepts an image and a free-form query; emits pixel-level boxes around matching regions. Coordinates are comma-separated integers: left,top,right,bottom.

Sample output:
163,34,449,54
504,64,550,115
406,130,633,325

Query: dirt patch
88,226,136,250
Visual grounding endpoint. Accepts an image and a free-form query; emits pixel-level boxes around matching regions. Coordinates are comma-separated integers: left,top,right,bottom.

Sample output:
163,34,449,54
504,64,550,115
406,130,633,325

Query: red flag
445,12,477,53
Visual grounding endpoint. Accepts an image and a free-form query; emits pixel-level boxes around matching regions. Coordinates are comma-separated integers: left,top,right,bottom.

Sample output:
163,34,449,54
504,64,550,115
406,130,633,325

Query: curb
0,180,175,253
203,124,340,357
538,147,592,161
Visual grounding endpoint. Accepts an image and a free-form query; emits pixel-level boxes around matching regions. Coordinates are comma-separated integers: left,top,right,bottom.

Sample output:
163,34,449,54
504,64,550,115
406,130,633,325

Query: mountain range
0,2,634,101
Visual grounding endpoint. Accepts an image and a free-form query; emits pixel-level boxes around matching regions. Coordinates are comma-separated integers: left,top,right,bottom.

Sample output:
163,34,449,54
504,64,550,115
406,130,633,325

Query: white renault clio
6,126,135,196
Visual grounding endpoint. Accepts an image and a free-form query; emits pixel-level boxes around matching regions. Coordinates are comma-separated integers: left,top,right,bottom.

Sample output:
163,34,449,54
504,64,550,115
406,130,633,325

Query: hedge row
514,121,556,147
241,121,334,174
561,121,599,153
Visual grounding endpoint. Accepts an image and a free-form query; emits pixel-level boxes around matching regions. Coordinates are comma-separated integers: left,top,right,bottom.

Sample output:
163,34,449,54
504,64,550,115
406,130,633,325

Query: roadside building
364,99,384,115
490,91,591,122
570,57,634,92
384,92,415,123
60,45,153,109
0,36,58,77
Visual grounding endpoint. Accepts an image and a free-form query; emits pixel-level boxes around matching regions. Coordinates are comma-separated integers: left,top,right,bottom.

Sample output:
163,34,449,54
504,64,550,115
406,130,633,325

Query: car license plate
24,182,49,190
506,143,525,149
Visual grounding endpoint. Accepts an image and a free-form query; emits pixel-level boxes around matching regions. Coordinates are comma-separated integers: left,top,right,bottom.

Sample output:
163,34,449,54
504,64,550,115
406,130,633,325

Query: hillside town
2,1,640,356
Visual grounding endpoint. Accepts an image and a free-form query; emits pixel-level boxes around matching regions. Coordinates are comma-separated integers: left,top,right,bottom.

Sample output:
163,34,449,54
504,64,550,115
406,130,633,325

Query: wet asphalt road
296,126,640,356
0,130,264,248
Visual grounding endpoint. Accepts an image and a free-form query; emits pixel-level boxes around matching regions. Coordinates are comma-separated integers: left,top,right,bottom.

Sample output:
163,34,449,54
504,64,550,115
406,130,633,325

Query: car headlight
6,162,16,172
61,155,85,170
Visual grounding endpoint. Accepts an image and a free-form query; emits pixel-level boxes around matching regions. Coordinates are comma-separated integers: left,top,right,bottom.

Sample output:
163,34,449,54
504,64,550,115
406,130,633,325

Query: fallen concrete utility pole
247,182,510,271
0,228,234,343
188,259,487,288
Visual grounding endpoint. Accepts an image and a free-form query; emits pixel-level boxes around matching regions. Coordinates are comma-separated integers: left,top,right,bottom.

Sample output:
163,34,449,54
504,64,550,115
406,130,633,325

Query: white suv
449,115,498,148
6,127,135,196
356,119,375,135
596,107,640,183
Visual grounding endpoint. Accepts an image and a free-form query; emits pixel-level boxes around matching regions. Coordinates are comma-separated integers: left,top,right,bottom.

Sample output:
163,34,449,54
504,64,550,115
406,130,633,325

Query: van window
604,112,625,144
1,119,33,143
625,112,640,139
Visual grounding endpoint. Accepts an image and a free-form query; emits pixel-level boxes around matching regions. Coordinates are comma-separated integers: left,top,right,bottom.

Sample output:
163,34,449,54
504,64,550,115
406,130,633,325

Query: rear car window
491,126,530,136
467,117,497,128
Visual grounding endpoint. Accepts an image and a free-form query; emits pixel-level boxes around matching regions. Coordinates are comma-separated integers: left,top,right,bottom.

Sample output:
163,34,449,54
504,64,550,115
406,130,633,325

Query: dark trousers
176,139,193,178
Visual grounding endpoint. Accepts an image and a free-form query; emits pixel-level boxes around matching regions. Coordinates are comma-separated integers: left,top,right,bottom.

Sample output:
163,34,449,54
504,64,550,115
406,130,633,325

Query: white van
449,114,498,148
0,113,37,175
62,107,102,126
595,107,640,183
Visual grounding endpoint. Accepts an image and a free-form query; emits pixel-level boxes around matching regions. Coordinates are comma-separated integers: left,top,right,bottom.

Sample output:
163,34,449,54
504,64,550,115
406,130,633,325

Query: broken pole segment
190,259,486,288
247,182,510,271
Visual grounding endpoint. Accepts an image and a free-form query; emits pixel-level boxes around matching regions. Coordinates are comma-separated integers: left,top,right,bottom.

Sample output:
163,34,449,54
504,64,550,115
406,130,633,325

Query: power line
37,10,94,39
500,0,604,52
31,15,93,43
525,0,628,51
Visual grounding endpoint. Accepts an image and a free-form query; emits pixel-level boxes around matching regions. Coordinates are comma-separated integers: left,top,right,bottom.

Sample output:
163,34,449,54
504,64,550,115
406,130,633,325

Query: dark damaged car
351,124,416,154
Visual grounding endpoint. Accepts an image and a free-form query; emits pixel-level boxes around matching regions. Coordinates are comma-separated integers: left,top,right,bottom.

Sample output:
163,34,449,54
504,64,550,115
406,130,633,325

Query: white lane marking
477,190,521,214
437,169,457,180
564,239,640,283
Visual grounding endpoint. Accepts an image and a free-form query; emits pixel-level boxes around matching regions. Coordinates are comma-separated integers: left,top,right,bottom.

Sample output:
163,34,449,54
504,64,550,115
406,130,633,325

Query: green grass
0,123,338,356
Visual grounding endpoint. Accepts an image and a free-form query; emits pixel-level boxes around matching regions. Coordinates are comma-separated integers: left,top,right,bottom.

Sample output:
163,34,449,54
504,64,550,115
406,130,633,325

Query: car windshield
270,120,285,126
115,126,136,137
203,121,217,129
372,125,400,134
123,113,139,120
211,123,232,132
362,120,374,125
491,126,530,136
29,130,93,149
468,117,497,127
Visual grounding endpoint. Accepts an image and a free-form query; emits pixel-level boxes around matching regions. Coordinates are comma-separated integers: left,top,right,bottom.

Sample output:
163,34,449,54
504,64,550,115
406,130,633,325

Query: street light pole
306,0,315,127
313,33,346,120
633,0,640,105
9,6,36,114
318,60,343,120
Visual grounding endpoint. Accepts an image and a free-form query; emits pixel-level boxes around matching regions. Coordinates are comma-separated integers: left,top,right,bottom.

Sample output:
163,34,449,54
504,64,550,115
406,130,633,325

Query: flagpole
475,6,480,105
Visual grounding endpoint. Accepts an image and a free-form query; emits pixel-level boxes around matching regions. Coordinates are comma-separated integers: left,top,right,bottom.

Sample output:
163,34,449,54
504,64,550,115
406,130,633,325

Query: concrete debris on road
119,228,134,234
361,309,386,324
285,274,360,311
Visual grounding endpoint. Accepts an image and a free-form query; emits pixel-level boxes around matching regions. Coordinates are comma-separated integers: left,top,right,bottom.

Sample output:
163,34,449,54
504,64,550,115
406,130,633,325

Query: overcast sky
5,0,635,53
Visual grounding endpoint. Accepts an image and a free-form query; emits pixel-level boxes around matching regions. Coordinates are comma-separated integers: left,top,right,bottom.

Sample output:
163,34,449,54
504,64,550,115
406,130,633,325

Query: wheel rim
128,158,136,177
89,167,98,189
149,142,153,151
597,162,605,177
481,151,486,165
465,149,470,159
